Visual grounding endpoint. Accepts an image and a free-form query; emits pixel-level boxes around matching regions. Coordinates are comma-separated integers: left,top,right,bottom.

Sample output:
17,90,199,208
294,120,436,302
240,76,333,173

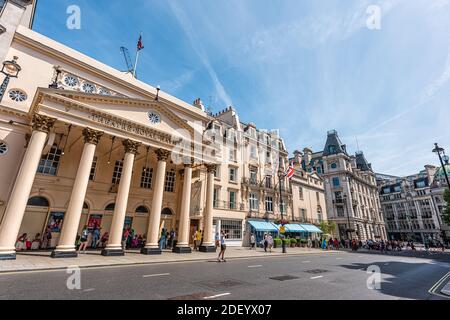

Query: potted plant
300,239,307,247
290,238,297,247
273,238,282,248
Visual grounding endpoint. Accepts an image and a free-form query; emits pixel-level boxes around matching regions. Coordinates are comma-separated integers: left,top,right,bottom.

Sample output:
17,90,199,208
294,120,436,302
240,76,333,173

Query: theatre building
0,0,227,259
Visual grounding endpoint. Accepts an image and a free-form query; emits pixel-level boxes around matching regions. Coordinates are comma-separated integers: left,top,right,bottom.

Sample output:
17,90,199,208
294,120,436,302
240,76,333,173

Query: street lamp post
432,143,450,189
0,56,21,102
343,194,354,240
432,143,450,244
278,171,287,253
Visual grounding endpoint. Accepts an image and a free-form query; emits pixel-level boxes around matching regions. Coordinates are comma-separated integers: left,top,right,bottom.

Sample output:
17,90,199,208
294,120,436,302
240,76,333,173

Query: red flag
285,160,295,179
137,35,144,51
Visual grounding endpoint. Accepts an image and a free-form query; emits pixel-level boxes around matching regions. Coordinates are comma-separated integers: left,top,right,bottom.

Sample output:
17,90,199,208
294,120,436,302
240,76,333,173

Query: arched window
27,196,49,207
105,203,115,211
161,208,173,216
135,205,149,214
83,202,89,210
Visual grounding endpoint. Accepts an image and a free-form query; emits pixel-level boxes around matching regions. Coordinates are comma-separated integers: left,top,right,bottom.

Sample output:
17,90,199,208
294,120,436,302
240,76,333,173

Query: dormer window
328,145,336,154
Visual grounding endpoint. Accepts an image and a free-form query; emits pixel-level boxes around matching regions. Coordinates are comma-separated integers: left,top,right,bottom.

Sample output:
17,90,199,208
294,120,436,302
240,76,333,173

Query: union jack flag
137,34,144,51
284,160,295,179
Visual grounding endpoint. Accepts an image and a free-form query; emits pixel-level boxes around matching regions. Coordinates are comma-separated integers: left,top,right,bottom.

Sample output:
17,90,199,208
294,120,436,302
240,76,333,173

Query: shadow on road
339,260,449,300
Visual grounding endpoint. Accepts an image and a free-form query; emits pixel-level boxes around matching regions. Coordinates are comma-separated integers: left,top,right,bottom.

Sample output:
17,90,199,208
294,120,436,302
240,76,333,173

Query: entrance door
189,220,199,244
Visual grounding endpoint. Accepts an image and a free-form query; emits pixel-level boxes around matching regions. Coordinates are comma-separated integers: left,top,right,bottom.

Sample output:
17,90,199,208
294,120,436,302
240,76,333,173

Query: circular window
8,89,27,102
82,82,95,93
0,141,8,155
99,88,110,95
64,75,79,87
147,111,161,124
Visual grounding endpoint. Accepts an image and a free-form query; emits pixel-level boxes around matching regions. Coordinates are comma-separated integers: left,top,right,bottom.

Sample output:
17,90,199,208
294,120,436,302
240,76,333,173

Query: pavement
0,250,449,300
0,246,333,273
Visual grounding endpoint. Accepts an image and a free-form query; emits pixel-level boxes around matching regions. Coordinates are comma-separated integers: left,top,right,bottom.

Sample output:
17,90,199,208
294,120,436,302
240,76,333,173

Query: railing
213,200,245,211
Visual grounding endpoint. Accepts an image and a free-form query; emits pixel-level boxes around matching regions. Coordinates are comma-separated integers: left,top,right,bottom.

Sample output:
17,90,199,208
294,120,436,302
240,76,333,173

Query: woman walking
217,230,228,262
78,226,89,253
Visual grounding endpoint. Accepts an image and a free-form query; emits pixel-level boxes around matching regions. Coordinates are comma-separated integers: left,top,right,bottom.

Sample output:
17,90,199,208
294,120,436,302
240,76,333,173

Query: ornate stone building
299,130,386,241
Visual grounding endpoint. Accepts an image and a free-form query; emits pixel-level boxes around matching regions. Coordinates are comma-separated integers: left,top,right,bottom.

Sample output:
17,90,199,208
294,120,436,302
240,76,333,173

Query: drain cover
199,279,245,289
269,275,299,281
168,292,211,300
305,269,329,274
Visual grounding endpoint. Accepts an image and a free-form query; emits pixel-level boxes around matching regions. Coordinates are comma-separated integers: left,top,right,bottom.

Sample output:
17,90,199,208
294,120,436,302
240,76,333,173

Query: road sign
279,226,286,234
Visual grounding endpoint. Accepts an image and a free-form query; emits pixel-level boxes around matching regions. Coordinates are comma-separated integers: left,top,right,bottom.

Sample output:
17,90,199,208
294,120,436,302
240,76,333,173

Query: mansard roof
322,130,348,156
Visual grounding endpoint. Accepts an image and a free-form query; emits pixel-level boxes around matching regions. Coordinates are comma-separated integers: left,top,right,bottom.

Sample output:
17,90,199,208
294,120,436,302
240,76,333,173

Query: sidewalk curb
0,251,340,275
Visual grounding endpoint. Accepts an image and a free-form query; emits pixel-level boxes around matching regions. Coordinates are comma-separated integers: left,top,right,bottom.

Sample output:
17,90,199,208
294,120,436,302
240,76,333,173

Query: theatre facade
0,16,229,259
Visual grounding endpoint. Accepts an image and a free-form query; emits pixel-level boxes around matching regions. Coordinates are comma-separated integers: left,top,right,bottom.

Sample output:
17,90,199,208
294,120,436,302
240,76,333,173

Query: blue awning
248,220,278,232
299,224,323,233
275,224,307,232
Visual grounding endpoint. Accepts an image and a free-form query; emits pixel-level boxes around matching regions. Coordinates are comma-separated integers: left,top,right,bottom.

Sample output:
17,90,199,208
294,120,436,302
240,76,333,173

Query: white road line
203,293,231,299
302,261,311,263
142,273,170,278
336,257,344,260
83,288,95,292
310,276,323,280
248,265,262,268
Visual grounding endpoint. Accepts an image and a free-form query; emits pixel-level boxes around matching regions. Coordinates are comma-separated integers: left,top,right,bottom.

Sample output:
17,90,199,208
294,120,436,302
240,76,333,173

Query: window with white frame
164,169,176,192
111,160,123,184
213,188,220,208
298,186,304,200
265,196,273,212
89,156,98,181
265,176,272,189
37,144,62,176
140,167,153,189
250,145,257,159
249,192,258,210
229,167,237,183
220,219,242,240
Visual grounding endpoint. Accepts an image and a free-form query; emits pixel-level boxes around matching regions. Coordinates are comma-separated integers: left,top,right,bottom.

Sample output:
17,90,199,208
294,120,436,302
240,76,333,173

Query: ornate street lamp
432,143,450,189
343,194,355,240
0,56,21,102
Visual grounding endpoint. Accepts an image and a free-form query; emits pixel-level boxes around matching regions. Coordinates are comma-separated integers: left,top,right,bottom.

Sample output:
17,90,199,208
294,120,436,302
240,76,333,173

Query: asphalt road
0,251,449,300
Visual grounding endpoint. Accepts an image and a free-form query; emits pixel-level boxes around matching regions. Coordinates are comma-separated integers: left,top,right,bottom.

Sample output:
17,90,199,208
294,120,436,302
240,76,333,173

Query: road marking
336,257,344,260
302,261,311,263
83,288,95,292
248,265,262,268
143,273,170,278
310,276,323,280
384,263,389,266
428,271,450,299
203,293,231,299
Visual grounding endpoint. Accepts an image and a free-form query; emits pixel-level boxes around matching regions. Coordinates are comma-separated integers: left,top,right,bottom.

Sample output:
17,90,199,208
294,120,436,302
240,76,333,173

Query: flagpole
133,32,142,78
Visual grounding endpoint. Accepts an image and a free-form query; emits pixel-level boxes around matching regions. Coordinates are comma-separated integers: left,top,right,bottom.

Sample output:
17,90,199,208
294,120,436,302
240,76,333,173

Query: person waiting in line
78,226,90,253
250,233,256,250
91,227,101,249
41,228,52,250
199,229,204,248
15,233,27,251
159,229,166,250
334,238,339,250
217,230,228,262
121,228,129,251
100,232,109,248
31,233,41,250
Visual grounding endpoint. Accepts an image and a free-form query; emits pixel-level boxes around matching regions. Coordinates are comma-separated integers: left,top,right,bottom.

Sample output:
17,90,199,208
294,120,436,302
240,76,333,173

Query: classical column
199,164,217,252
0,114,56,260
51,128,103,258
101,139,140,256
141,148,171,255
173,163,193,253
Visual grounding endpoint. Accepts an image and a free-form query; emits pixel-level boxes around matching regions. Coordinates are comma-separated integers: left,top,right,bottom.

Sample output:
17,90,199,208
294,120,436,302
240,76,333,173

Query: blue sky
33,0,450,176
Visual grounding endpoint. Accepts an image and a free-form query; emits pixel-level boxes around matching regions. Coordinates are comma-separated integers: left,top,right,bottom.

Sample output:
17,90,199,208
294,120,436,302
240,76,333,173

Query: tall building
378,162,449,243
298,130,386,241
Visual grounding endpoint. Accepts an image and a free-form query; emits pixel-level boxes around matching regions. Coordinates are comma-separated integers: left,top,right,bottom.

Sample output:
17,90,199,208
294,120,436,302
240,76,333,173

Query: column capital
123,139,141,155
31,114,56,133
82,128,103,145
155,148,171,162
205,163,217,173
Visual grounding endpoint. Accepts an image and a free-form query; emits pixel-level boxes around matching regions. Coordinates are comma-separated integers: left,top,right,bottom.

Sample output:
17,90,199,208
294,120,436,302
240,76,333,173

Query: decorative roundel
0,141,8,155
147,111,161,124
8,89,27,102
99,88,110,96
82,82,95,93
64,74,79,87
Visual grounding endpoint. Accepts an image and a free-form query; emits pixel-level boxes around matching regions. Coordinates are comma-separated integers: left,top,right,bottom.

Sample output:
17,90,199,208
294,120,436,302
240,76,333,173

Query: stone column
200,164,217,252
102,139,140,256
173,163,193,253
51,128,103,258
141,149,171,255
0,114,56,260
